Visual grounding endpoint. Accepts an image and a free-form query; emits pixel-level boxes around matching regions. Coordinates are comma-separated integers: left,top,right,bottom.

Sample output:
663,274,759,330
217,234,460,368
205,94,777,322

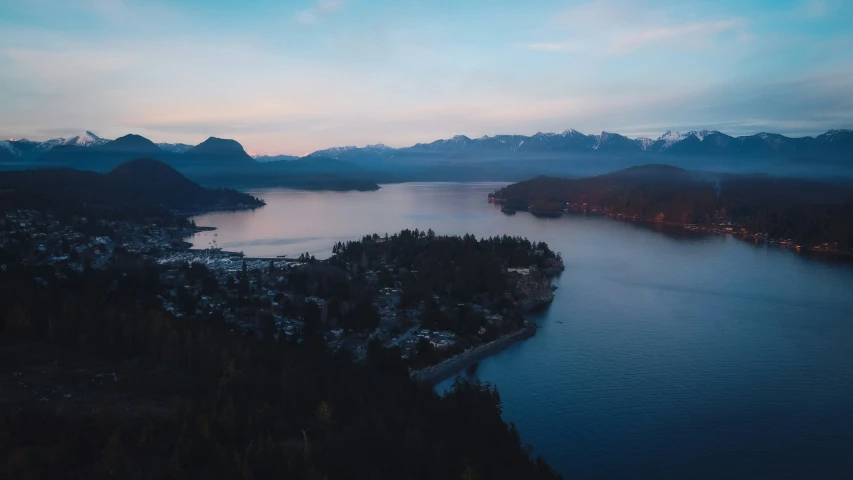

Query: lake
192,183,853,479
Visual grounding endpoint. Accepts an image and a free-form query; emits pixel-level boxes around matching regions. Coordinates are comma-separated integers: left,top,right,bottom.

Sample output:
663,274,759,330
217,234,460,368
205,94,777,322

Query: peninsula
0,167,563,479
490,165,853,255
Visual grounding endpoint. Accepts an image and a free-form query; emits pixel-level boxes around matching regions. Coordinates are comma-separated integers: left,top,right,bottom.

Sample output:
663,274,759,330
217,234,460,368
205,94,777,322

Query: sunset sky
1,0,852,155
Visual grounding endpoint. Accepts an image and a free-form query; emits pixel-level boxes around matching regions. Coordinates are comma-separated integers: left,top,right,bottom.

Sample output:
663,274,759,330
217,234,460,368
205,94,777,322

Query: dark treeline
332,229,560,303
0,260,561,479
494,165,853,250
0,189,191,231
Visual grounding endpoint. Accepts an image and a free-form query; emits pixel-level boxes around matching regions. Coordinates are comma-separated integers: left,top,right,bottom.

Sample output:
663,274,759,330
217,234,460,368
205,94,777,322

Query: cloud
525,0,746,55
609,19,744,54
516,42,582,53
1,0,851,154
296,0,344,24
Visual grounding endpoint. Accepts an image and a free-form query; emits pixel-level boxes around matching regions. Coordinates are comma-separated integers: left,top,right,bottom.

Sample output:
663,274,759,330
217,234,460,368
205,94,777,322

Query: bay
192,183,853,479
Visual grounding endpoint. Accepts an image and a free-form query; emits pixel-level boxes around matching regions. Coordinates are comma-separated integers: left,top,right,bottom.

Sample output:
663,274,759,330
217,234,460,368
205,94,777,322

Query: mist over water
193,183,853,479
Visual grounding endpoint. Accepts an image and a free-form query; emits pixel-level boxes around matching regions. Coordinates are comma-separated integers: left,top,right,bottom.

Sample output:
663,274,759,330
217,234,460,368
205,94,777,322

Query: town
489,196,841,254
1,208,564,375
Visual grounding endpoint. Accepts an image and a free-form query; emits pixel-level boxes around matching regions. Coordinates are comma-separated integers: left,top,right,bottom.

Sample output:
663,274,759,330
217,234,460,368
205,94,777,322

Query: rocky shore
515,272,558,311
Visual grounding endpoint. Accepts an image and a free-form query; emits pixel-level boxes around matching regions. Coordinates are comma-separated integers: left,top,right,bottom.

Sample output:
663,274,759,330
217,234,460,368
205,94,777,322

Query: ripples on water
193,183,853,479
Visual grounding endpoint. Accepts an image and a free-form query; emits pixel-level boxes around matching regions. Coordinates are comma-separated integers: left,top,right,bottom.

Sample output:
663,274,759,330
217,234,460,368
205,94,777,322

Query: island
490,164,853,255
0,163,563,479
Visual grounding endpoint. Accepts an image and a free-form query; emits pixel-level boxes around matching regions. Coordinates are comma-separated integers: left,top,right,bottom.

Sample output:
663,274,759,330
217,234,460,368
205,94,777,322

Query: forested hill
0,158,264,216
492,165,853,251
0,252,562,479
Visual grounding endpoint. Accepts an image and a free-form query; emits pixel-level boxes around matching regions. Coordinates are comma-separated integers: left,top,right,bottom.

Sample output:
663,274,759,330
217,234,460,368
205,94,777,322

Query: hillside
491,165,853,251
0,158,264,215
0,143,16,163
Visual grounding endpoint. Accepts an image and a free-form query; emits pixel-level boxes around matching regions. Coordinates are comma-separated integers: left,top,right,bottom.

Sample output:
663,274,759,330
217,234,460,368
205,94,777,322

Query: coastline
497,204,853,258
175,205,264,216
412,321,538,387
179,220,564,382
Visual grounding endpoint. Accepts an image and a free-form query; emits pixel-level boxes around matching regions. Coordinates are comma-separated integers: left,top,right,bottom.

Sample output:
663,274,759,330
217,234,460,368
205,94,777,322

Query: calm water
192,183,853,479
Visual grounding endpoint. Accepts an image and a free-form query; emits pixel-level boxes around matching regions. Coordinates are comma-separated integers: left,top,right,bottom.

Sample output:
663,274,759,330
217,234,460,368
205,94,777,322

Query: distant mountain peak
0,141,19,156
31,130,111,149
365,143,393,150
193,137,248,152
687,129,718,141
157,142,194,154
657,130,690,149
819,129,852,142
636,137,655,150
186,137,253,162
309,145,358,159
110,133,156,145
591,131,613,149
66,131,108,147
104,134,161,153
200,136,240,146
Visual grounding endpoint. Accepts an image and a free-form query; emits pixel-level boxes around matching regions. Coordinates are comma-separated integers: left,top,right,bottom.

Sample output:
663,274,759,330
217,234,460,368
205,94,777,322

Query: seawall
412,321,538,387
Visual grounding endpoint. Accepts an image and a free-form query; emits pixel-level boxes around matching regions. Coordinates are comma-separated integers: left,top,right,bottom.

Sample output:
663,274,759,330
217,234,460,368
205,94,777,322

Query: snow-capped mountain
657,130,691,150
411,135,474,152
157,142,194,154
819,129,853,143
364,143,395,151
1,140,18,155
300,128,853,166
309,145,359,159
8,131,111,153
6,128,852,178
635,137,656,151
592,131,640,152
41,131,110,148
67,131,109,147
309,144,395,160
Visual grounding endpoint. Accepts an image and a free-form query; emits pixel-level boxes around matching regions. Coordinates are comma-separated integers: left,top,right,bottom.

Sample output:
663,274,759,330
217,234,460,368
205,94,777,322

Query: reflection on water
191,183,513,258
193,183,853,479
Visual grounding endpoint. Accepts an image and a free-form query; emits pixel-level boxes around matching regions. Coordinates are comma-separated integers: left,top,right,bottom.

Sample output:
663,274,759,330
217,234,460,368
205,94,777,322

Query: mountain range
5,128,851,162
1,133,380,191
308,128,853,161
304,128,853,182
2,128,852,186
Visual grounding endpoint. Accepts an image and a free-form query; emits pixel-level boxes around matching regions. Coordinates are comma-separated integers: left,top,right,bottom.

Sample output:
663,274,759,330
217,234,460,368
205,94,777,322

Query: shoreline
176,205,264,216
412,321,538,387
496,205,853,258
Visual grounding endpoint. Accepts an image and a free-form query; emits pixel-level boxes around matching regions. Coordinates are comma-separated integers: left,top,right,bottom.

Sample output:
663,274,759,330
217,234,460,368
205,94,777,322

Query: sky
1,0,852,155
